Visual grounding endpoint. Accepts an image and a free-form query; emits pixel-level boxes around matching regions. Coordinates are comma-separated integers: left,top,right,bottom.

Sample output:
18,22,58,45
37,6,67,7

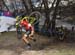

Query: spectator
0,6,3,16
3,10,13,17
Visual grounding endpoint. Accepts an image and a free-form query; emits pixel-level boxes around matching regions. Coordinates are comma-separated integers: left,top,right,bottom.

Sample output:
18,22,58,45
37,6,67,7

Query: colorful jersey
20,19,34,31
22,16,36,24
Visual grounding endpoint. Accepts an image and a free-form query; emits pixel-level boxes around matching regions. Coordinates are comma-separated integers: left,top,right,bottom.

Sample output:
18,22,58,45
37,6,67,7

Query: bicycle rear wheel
28,11,42,25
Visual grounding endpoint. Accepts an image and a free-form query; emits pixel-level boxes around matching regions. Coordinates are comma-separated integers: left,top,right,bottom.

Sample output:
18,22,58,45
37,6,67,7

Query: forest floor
0,31,75,55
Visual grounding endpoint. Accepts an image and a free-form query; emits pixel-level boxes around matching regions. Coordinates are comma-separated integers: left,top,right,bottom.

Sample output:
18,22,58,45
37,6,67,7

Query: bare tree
1,0,9,11
21,0,29,14
28,0,34,12
51,0,61,30
21,0,34,15
42,0,50,31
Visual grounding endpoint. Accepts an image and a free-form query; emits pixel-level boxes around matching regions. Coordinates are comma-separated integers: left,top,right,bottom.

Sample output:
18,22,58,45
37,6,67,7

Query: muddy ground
0,31,75,55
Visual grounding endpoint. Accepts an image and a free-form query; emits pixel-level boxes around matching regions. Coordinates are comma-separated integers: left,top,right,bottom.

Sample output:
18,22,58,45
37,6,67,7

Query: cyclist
20,17,36,48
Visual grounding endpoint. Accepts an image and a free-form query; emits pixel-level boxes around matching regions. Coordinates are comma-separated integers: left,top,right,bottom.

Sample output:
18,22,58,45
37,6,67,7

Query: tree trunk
21,0,29,14
21,0,34,14
1,0,9,11
42,0,50,30
28,0,34,12
51,0,61,30
49,0,56,12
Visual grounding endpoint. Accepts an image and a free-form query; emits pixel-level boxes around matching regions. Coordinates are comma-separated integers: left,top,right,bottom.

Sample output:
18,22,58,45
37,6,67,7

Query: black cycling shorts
25,30,31,35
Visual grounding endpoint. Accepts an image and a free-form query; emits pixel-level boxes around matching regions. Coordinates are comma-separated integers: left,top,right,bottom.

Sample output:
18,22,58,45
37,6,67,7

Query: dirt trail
0,32,75,55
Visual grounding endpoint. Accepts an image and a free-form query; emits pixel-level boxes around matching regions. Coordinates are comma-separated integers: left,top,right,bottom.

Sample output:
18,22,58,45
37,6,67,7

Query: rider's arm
30,26,34,36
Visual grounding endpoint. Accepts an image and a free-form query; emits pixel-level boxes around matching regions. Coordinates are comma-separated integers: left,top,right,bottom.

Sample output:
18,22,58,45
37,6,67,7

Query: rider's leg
22,34,31,47
29,35,36,42
22,34,29,43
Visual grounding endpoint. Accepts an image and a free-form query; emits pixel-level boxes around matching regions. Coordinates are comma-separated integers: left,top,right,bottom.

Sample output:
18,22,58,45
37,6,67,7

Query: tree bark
28,0,34,12
42,0,50,30
21,0,34,14
49,0,56,12
21,0,29,14
1,0,9,11
51,0,61,30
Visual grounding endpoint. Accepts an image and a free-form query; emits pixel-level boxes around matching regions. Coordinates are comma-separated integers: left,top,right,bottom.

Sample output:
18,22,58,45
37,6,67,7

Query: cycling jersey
20,19,34,31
